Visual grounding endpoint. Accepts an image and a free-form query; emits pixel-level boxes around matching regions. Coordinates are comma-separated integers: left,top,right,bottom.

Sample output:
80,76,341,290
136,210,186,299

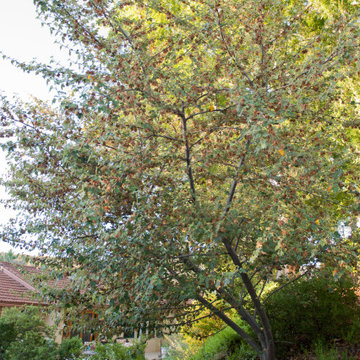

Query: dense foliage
185,320,256,360
89,342,145,360
0,307,82,360
57,337,83,360
265,272,360,358
1,1,359,359
166,271,360,360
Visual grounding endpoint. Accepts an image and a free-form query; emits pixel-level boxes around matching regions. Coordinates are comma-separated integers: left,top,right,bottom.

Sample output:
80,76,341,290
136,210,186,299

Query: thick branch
222,239,274,356
196,294,262,356
181,257,264,346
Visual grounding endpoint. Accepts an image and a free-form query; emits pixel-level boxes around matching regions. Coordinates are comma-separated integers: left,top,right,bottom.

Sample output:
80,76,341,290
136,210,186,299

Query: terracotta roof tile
0,267,39,305
0,261,69,306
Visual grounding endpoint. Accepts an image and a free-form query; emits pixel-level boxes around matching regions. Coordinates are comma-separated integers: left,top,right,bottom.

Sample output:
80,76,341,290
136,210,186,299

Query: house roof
0,261,68,306
0,262,39,305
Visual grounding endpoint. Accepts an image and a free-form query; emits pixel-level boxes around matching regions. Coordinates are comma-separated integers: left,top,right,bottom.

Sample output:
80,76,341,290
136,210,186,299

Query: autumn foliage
1,1,359,359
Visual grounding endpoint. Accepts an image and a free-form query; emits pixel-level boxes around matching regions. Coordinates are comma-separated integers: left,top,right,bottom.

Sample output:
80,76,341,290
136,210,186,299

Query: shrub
311,339,356,360
0,306,83,360
5,334,58,360
58,336,83,360
265,271,360,358
188,321,256,360
0,322,16,359
0,306,56,360
90,342,146,360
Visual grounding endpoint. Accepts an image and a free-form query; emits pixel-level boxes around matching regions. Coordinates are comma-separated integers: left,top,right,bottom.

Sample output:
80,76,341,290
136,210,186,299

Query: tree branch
181,257,264,347
180,112,197,204
185,105,234,122
263,271,308,304
215,8,254,87
222,138,251,219
196,294,262,356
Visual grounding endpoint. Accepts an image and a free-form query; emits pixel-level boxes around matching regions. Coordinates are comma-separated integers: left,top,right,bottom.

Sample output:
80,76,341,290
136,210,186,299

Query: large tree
1,1,359,359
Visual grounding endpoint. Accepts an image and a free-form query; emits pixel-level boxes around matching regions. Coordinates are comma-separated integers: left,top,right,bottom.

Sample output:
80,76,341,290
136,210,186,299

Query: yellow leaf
278,149,285,156
315,219,320,225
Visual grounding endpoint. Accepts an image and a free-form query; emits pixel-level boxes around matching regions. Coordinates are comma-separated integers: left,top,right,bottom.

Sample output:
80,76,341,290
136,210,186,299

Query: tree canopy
1,1,359,359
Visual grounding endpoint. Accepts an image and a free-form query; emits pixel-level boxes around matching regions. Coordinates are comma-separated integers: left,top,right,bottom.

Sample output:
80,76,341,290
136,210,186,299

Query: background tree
0,250,18,263
1,1,359,359
0,250,27,264
0,306,82,360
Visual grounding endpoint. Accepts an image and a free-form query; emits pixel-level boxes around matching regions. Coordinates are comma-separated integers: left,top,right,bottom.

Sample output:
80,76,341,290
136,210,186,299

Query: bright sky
0,0,68,253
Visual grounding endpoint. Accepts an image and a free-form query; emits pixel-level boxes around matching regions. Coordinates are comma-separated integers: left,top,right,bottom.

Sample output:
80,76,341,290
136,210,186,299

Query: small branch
147,163,166,196
222,139,251,220
253,280,267,318
189,120,237,150
180,112,197,204
263,271,308,304
173,252,227,259
268,4,312,46
215,8,254,87
185,105,234,122
145,133,181,142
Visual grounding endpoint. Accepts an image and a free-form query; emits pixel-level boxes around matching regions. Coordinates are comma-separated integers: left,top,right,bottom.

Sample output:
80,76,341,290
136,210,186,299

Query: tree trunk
260,339,276,360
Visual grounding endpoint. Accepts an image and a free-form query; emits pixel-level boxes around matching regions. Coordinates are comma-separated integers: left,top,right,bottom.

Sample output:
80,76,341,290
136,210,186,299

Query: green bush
265,271,360,358
311,339,356,360
0,322,16,359
0,306,83,360
0,307,55,360
58,336,83,360
5,334,58,360
188,321,256,360
90,342,146,360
